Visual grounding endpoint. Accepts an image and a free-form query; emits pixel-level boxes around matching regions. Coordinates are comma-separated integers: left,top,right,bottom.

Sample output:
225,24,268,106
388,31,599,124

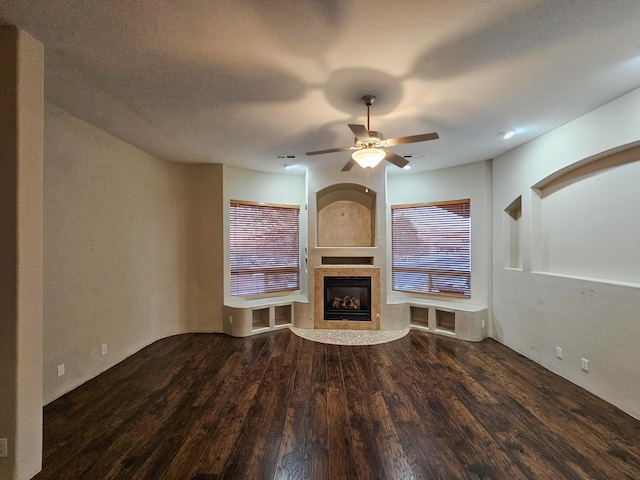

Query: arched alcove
316,183,376,247
504,196,522,269
531,142,640,284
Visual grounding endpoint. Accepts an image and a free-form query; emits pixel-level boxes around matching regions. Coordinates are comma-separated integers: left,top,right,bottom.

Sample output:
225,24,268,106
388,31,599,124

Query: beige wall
185,164,224,332
0,27,44,480
43,104,224,404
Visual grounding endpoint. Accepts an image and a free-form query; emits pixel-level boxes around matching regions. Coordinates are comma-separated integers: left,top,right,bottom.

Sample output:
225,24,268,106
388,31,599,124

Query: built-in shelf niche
252,308,269,330
410,306,429,329
504,196,522,269
274,304,292,326
317,183,376,247
406,302,487,341
321,256,374,265
435,309,456,333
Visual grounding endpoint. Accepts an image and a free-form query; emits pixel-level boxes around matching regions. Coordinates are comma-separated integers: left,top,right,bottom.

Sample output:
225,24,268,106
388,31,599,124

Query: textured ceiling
2,0,640,174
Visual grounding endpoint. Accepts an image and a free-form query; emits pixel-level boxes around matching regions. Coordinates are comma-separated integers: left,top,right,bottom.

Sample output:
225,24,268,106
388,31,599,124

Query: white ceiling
3,0,640,174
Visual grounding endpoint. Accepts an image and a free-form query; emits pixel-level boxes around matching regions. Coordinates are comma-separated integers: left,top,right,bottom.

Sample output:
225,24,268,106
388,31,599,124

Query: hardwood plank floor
34,330,640,480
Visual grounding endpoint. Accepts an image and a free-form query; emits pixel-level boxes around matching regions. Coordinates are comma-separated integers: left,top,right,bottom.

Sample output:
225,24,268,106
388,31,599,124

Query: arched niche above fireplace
317,183,376,247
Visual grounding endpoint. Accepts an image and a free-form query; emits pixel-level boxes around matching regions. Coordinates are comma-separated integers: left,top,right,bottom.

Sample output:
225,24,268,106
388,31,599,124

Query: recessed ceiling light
502,129,517,140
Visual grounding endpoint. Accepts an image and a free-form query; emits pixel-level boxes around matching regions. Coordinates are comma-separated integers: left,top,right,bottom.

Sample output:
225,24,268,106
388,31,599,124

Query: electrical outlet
581,358,589,371
482,319,485,328
57,364,65,378
556,347,563,359
101,343,108,356
228,316,233,325
0,438,7,457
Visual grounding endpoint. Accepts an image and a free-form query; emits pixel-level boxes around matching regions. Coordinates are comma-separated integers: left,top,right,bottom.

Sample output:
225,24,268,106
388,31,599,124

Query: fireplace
324,276,371,321
314,267,380,330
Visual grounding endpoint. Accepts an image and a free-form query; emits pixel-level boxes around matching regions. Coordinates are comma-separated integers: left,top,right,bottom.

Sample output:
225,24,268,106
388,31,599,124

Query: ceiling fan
305,95,439,171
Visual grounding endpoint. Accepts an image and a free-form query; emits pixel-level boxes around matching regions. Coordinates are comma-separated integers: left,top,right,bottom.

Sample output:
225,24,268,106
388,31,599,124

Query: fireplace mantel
314,267,380,330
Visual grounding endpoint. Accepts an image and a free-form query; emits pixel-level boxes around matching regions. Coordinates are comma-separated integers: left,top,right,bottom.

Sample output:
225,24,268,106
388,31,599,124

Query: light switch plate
581,358,589,371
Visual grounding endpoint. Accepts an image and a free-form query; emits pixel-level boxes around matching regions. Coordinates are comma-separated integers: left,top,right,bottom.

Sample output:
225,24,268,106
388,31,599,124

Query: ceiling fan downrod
362,95,376,131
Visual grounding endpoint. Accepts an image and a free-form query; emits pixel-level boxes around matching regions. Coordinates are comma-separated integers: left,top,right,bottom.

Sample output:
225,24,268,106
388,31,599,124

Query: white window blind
230,201,300,297
391,199,471,297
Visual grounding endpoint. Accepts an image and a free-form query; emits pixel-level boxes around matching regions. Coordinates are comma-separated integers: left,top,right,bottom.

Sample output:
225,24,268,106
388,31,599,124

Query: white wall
541,159,640,283
43,105,224,404
492,87,640,419
387,160,493,310
222,165,307,304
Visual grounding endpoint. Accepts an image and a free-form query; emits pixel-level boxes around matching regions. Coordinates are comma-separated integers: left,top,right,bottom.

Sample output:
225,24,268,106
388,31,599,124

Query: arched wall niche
317,183,376,247
533,141,640,196
503,196,522,270
531,142,640,284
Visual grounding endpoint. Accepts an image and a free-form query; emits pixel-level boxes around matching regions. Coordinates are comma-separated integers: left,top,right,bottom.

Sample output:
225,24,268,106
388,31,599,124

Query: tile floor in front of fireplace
289,326,409,345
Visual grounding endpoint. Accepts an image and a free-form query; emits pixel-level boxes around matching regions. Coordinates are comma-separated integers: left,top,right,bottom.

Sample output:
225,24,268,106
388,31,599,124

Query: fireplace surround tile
314,267,380,330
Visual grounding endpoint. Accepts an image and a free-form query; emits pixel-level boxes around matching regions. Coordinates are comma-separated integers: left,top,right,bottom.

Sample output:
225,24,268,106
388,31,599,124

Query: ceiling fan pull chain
365,167,370,193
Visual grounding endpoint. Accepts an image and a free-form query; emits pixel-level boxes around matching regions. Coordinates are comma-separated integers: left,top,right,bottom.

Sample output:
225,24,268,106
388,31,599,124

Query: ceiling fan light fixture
352,148,386,168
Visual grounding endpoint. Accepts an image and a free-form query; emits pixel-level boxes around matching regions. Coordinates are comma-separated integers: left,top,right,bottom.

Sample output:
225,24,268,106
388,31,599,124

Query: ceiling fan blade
348,124,369,141
385,132,439,146
306,146,354,156
385,151,409,168
341,158,356,171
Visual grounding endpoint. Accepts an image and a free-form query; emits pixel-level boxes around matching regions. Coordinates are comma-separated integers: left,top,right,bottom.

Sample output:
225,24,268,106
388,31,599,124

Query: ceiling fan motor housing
362,95,376,106
355,130,383,147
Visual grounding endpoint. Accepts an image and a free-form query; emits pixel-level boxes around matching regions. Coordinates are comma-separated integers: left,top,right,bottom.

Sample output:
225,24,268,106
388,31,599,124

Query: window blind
391,199,471,297
230,201,300,297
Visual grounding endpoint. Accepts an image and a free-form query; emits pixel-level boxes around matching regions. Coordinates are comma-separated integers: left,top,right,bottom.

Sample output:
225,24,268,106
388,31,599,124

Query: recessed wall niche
504,196,522,269
317,183,376,247
532,144,640,284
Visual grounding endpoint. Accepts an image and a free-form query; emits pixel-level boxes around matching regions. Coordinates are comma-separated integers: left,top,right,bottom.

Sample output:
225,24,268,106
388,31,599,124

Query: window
391,199,471,297
230,200,300,297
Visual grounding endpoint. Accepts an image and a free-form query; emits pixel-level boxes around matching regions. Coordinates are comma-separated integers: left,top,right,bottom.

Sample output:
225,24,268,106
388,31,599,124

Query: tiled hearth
290,325,408,344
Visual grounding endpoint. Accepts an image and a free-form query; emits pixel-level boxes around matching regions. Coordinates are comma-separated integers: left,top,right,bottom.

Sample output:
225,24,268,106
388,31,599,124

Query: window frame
391,199,471,298
229,200,300,297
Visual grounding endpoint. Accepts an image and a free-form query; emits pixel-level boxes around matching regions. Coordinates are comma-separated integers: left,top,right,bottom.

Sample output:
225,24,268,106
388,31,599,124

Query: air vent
402,154,423,159
275,154,297,159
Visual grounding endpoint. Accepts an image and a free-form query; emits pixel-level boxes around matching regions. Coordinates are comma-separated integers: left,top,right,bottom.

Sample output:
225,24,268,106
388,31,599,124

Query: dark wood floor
34,329,640,480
